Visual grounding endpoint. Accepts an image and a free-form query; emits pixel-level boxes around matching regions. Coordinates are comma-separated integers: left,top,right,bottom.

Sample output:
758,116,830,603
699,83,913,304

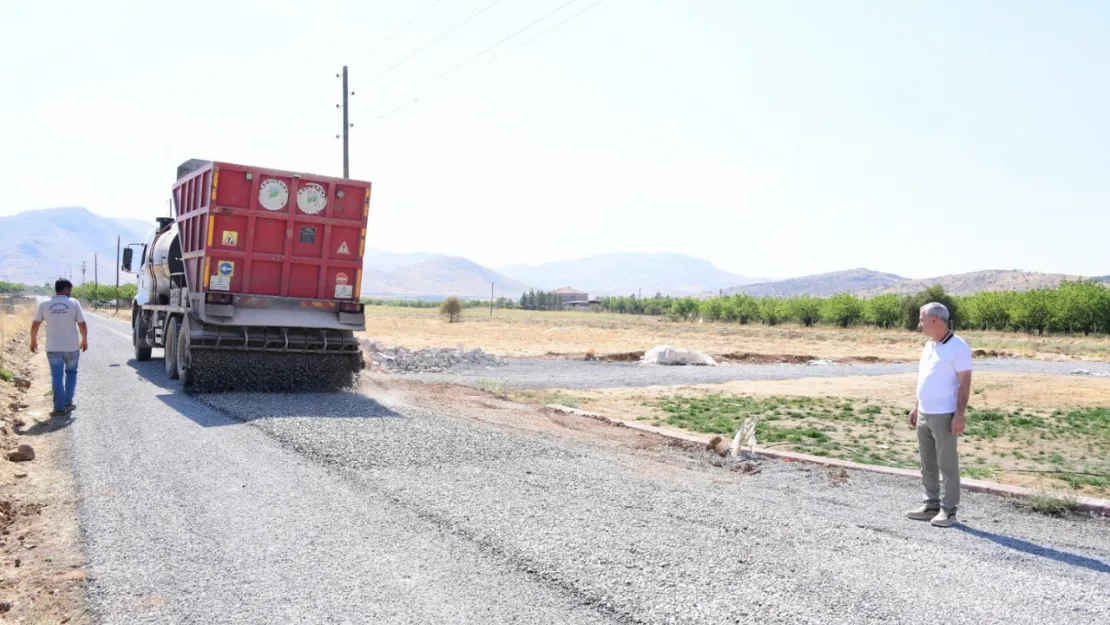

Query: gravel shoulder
73,314,1110,624
408,357,1110,390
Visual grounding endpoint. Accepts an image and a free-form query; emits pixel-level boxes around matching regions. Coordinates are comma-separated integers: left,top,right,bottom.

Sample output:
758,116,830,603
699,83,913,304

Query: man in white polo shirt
905,302,972,528
30,279,89,418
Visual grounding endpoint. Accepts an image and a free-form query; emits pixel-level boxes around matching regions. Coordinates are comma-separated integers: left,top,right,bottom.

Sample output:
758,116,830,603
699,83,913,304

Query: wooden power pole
338,66,352,178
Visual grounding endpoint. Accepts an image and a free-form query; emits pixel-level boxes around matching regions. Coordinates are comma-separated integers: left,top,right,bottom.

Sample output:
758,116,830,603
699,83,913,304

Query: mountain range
0,207,149,287
361,256,529,299
2,208,1103,299
500,253,764,297
728,268,1095,298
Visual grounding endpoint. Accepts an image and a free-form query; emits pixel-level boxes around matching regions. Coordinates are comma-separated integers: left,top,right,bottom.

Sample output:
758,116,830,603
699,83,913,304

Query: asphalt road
62,313,1110,624
412,357,1110,389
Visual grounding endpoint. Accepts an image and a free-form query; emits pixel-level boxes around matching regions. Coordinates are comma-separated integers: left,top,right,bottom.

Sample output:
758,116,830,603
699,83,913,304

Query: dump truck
122,159,371,392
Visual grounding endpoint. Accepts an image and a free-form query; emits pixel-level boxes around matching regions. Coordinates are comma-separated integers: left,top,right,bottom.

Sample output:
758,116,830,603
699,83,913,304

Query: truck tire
177,315,192,384
164,317,180,379
133,313,153,362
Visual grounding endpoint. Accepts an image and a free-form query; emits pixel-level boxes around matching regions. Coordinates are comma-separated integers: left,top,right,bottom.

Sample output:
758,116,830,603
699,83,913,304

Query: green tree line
592,281,1110,336
70,283,138,303
518,289,567,311
0,280,31,294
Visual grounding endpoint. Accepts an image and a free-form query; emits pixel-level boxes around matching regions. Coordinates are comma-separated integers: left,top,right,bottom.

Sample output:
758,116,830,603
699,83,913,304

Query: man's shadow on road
126,357,402,428
956,525,1110,575
19,413,75,436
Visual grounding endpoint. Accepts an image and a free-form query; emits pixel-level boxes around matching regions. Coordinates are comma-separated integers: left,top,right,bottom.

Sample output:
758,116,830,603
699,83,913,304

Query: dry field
509,373,1110,497
362,306,1110,362
0,303,89,623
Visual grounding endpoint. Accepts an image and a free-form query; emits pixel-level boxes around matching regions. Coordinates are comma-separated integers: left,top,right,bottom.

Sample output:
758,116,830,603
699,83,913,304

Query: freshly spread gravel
200,390,1110,625
71,314,1110,624
410,357,1110,389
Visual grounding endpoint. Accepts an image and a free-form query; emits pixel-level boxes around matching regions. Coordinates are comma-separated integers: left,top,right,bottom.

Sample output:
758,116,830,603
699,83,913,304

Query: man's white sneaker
930,509,958,527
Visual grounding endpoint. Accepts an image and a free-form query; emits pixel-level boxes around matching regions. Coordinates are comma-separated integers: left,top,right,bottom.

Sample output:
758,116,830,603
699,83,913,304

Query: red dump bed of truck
173,160,371,302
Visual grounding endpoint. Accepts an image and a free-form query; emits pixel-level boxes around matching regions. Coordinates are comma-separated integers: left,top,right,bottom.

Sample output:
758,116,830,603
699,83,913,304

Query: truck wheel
177,316,191,384
164,317,180,379
133,314,153,362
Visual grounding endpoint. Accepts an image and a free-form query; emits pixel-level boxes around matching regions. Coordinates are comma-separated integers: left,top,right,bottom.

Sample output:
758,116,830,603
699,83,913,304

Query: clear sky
2,0,1107,280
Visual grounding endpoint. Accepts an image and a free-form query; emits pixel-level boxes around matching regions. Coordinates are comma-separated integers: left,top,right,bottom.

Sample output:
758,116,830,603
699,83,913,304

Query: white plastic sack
641,345,717,367
730,414,758,456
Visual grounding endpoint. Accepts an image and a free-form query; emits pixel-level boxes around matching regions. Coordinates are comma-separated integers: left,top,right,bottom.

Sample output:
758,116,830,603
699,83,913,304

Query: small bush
1024,491,1080,516
476,378,506,397
543,392,580,408
0,368,12,383
439,296,463,323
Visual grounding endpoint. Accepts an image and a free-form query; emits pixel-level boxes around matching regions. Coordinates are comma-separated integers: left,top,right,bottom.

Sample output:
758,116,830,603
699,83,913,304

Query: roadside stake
543,403,1110,517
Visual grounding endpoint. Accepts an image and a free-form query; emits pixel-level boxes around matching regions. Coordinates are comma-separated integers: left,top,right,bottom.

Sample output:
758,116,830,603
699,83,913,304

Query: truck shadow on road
127,359,402,427
956,525,1110,575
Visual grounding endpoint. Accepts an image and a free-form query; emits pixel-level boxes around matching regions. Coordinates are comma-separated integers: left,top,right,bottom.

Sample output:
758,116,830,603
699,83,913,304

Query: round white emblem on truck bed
297,183,327,215
258,179,289,211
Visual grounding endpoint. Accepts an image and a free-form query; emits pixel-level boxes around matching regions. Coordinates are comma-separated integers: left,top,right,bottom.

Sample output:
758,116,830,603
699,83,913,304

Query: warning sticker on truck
218,261,235,277
336,241,351,255
222,230,238,246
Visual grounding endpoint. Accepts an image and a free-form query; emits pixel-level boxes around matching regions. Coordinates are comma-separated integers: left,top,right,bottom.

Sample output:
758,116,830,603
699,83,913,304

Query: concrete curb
544,404,1110,517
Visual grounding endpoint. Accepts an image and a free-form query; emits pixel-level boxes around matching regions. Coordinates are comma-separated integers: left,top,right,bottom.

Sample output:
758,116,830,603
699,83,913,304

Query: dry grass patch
360,306,1110,362
522,373,1110,497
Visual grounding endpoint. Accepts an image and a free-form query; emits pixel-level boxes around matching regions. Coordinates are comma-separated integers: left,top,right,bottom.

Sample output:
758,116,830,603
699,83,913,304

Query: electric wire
371,0,605,121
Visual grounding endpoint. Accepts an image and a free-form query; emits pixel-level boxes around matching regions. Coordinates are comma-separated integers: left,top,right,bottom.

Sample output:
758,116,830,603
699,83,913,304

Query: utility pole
81,261,87,285
94,254,99,310
115,236,121,313
490,282,494,317
337,66,352,178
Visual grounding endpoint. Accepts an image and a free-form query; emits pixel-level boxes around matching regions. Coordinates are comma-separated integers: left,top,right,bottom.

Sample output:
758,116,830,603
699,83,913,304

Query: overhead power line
477,0,606,72
356,0,509,89
349,0,448,66
373,0,605,121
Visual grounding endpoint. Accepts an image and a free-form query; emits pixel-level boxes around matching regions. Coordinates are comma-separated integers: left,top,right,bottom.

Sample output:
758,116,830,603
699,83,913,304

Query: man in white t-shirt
905,302,972,528
31,279,88,418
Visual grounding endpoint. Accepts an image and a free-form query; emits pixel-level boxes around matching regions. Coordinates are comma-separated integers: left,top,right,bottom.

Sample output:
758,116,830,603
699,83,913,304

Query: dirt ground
0,310,90,624
511,372,1110,496
361,306,1110,363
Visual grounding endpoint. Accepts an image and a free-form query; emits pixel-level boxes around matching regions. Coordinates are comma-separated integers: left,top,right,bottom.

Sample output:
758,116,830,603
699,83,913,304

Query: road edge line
543,403,1110,517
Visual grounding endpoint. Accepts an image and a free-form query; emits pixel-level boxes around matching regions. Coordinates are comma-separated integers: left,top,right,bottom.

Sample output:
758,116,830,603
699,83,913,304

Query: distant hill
361,256,530,299
727,269,905,298
363,249,441,272
860,270,1088,297
0,207,150,287
500,252,763,297
1094,276,1110,284
725,268,1097,299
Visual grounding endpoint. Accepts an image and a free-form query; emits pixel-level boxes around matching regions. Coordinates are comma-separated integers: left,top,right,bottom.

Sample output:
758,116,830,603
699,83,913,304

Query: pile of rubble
1070,368,1110,378
359,339,507,373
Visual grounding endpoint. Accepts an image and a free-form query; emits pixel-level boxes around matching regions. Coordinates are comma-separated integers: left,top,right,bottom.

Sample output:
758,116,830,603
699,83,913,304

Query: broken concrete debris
1070,369,1110,378
360,339,507,374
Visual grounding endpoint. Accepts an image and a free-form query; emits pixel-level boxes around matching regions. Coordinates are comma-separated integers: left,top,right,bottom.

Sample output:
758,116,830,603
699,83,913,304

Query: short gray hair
920,302,949,322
